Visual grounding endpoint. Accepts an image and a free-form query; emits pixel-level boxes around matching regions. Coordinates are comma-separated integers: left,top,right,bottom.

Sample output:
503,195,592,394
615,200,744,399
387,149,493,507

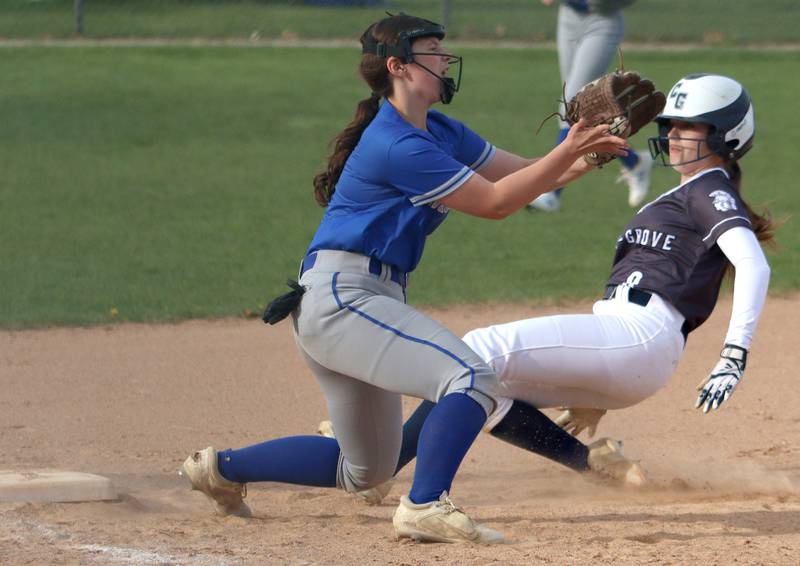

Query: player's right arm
695,225,771,412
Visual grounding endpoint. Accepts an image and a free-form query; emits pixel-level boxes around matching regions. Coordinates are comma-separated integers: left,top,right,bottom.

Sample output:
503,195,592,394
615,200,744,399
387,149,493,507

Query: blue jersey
307,101,495,274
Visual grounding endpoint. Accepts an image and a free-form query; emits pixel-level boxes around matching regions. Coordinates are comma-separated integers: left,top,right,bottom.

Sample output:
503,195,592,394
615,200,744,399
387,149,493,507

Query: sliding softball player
326,74,773,504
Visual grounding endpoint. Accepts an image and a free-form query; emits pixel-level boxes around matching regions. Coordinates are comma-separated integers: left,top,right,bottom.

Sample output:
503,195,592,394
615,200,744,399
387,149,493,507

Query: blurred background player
530,0,653,212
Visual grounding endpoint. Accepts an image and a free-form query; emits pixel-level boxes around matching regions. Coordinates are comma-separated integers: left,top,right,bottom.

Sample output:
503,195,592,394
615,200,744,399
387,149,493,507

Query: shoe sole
395,527,499,544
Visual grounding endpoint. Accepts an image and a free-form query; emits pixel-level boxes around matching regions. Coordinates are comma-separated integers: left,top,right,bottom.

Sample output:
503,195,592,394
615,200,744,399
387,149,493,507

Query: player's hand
554,407,607,438
695,344,747,413
564,119,629,162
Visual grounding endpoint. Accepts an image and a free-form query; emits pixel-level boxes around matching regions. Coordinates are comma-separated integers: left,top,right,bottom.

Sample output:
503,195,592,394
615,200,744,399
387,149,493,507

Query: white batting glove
554,407,607,438
695,344,747,413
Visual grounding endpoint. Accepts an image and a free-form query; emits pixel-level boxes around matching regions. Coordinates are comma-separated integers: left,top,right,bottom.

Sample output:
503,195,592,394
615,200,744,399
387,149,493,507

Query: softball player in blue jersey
331,74,774,503
180,13,628,543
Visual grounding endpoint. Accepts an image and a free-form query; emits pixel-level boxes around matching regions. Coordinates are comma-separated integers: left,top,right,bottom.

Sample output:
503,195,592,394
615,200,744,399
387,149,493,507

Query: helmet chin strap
412,60,457,104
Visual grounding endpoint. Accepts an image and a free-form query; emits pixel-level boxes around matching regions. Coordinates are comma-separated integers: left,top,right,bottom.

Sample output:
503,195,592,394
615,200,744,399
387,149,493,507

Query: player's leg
301,273,497,497
297,265,503,542
376,300,678,483
393,398,592,473
181,359,401,516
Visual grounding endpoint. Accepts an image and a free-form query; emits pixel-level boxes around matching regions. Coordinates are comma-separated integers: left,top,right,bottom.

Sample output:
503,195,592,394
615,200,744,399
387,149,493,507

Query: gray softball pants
557,3,625,128
291,250,500,493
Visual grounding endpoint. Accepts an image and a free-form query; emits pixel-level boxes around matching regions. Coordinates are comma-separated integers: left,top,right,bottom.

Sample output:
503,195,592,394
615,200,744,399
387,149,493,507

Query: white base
0,470,117,503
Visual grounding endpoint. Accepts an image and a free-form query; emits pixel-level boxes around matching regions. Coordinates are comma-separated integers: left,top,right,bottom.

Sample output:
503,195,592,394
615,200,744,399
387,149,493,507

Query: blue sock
554,127,570,198
396,400,435,474
408,393,486,504
618,148,640,170
217,436,339,487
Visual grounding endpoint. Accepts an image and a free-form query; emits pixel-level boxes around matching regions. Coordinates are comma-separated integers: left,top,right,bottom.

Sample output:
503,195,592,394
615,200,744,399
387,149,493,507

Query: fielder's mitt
566,70,666,167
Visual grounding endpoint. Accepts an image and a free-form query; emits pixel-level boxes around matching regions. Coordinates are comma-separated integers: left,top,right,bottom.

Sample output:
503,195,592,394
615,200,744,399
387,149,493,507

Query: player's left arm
444,112,597,187
695,226,771,413
479,148,594,185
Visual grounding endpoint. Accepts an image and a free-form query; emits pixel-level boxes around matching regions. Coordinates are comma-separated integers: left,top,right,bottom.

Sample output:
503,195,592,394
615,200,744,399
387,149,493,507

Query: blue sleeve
429,110,496,172
386,133,476,207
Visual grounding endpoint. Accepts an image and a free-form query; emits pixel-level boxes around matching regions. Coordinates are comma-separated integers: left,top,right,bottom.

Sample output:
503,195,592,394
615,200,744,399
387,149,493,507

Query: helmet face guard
648,118,718,167
361,19,462,104
648,73,754,166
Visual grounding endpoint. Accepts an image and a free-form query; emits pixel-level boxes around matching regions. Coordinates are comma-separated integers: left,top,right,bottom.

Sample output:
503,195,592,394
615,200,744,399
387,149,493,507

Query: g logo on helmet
709,190,737,212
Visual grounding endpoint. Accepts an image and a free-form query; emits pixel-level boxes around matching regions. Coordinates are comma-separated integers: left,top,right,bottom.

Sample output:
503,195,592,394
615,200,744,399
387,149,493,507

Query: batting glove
695,344,747,413
554,407,607,438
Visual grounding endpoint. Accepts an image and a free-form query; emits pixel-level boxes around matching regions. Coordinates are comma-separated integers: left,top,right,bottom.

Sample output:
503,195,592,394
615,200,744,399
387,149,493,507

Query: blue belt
300,252,407,287
565,0,590,14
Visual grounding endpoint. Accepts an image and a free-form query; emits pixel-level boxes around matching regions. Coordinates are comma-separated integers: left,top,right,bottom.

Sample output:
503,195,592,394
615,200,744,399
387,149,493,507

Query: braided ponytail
313,95,381,207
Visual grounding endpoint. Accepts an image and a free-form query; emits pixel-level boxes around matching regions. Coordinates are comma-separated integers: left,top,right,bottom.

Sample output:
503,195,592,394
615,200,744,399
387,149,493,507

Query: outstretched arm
479,148,594,186
440,119,628,219
695,226,770,413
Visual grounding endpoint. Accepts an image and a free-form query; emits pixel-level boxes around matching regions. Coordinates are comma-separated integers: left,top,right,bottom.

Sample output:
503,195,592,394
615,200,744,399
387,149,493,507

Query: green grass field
3,0,800,45
1,45,797,327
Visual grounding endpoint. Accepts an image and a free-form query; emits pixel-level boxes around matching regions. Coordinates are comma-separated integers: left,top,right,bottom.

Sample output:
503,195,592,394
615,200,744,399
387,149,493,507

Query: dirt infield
2,295,799,565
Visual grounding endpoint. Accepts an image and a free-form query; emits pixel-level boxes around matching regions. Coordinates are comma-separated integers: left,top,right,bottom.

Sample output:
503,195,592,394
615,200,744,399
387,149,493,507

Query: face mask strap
409,55,462,105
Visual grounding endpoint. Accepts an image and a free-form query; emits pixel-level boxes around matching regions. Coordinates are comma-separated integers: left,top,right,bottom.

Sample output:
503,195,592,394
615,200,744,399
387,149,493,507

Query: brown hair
725,161,777,246
312,14,435,207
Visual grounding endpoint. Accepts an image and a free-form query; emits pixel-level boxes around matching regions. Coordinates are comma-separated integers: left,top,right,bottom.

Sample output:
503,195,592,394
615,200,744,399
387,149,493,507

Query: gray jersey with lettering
607,168,752,333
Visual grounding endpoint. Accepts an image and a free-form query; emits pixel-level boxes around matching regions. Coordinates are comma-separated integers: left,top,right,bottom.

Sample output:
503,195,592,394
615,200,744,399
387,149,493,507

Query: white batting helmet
649,74,755,162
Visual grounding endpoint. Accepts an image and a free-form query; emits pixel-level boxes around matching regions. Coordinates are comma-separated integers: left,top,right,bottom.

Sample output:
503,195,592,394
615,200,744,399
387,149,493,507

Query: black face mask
361,20,463,104
408,52,462,104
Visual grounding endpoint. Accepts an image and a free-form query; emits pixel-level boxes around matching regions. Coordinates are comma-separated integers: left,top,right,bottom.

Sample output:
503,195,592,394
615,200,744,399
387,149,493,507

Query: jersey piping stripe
409,166,475,207
469,142,496,171
330,272,476,390
637,167,729,213
702,215,752,242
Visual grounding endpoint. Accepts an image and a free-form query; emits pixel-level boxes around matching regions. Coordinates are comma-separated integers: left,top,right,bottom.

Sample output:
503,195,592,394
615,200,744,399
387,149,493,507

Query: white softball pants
462,287,686,430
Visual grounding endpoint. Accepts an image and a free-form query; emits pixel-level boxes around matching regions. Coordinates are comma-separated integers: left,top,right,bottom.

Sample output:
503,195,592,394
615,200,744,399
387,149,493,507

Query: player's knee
337,445,398,493
339,461,394,493
439,364,499,417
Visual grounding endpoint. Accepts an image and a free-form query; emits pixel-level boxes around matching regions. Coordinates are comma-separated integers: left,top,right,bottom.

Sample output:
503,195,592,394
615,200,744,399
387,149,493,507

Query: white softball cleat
617,151,654,208
393,492,504,544
317,420,394,505
587,438,647,487
180,446,251,517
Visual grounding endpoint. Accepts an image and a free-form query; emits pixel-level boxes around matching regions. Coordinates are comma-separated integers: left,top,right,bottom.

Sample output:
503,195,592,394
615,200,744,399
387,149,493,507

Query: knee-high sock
395,399,589,476
618,147,640,169
489,400,589,471
217,436,339,487
408,393,486,504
